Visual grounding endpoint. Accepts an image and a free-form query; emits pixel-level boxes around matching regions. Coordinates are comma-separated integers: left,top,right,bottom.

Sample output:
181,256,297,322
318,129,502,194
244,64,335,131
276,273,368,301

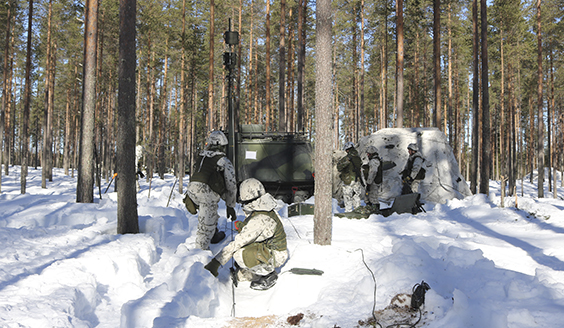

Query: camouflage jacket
337,148,362,185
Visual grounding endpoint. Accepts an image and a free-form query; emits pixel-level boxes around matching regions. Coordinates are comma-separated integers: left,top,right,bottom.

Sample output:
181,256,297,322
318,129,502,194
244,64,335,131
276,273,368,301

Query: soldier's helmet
407,143,419,152
239,178,266,203
366,145,379,158
206,131,228,150
343,142,355,151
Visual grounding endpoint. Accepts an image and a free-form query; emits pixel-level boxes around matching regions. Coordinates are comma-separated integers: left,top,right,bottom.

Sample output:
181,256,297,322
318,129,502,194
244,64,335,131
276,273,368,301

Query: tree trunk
296,0,306,133
278,0,286,132
77,0,98,203
479,0,490,195
360,0,366,134
265,0,271,131
471,0,479,194
396,0,404,128
287,6,294,132
208,0,215,132
42,0,53,189
178,0,186,194
1,1,13,191
21,0,35,194
536,0,544,198
314,0,333,246
117,0,139,234
158,43,169,179
433,0,441,129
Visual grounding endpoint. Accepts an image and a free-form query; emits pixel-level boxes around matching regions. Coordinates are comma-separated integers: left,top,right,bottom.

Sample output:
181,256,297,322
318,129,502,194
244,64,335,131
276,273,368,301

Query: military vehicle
235,124,315,204
221,24,314,204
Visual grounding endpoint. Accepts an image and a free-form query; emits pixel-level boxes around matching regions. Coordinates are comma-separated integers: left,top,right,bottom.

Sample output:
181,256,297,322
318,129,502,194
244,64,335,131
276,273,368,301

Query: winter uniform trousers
186,181,221,250
342,180,363,212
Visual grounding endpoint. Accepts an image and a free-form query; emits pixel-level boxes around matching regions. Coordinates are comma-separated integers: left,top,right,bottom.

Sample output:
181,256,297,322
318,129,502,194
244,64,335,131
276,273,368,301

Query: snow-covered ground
1,166,564,327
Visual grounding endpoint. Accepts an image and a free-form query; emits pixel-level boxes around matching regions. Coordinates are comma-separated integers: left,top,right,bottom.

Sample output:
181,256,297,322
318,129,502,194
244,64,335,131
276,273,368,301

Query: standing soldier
204,178,288,291
184,130,237,250
337,142,364,212
361,145,383,206
400,143,426,194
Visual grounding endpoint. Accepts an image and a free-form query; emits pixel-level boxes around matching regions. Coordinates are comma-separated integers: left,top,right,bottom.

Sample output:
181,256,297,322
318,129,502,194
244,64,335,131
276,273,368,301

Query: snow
1,166,564,328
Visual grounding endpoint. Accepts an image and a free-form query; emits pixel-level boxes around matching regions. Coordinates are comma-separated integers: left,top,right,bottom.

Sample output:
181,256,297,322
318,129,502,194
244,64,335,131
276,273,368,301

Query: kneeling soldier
204,178,288,291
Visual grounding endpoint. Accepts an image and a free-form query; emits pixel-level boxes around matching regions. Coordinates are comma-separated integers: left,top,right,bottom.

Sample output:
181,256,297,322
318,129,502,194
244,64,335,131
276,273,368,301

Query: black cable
353,248,382,328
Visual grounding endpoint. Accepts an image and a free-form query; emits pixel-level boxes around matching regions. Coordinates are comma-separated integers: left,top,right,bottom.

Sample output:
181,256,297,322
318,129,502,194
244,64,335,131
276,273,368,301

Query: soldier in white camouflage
204,178,288,291
400,143,426,194
184,131,237,250
337,142,365,212
361,145,383,205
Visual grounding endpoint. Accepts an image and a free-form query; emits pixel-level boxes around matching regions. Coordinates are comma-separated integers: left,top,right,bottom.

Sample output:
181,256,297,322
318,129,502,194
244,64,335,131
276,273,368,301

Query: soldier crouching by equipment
400,143,426,194
204,178,288,291
183,130,237,250
337,142,365,212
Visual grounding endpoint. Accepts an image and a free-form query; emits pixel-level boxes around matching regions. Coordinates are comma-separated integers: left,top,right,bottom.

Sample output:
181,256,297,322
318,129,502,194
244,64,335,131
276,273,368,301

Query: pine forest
0,0,563,199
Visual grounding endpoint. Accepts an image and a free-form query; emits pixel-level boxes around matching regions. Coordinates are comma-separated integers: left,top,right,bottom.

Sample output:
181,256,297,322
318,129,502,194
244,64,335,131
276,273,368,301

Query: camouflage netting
356,128,471,204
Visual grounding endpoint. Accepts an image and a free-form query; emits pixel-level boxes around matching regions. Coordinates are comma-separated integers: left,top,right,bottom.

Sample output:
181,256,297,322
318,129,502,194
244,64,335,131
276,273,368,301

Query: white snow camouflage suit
215,192,288,279
401,151,425,193
186,150,237,250
361,156,382,204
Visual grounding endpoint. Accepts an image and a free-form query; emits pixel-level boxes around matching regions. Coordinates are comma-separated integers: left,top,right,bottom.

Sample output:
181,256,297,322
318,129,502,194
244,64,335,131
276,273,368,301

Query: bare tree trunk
360,0,366,134
287,6,294,132
470,0,479,194
550,52,557,198
536,0,544,198
381,4,388,129
296,0,306,132
158,43,169,179
314,0,333,246
1,1,13,191
433,0,441,129
265,0,271,131
479,0,490,195
178,0,186,194
448,7,453,145
547,53,552,193
42,0,53,189
208,0,215,131
63,89,71,175
396,0,404,128
21,0,35,194
77,0,98,202
278,0,287,131
117,0,139,234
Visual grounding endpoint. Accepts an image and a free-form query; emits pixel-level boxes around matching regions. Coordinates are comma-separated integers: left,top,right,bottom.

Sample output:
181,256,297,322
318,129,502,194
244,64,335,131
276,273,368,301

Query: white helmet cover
407,143,419,152
343,142,355,151
206,130,228,148
239,178,266,202
366,145,379,157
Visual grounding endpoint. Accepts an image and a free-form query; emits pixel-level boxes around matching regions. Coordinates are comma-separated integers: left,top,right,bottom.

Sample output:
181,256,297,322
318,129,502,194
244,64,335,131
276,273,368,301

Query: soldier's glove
404,176,414,184
234,221,244,231
204,258,221,277
227,206,236,221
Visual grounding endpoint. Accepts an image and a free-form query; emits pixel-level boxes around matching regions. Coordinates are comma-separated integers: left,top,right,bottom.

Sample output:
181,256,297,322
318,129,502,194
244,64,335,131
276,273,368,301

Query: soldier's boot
250,271,278,291
210,227,226,244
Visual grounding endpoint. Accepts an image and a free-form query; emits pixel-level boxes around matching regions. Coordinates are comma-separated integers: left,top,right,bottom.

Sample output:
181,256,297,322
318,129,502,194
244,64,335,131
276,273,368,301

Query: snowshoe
210,228,226,244
250,271,278,290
